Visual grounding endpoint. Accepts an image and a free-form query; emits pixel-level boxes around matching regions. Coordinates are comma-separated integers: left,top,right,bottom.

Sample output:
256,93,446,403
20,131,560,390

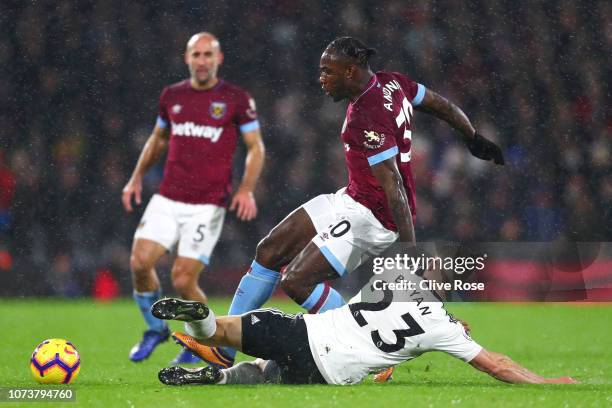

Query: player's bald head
184,32,224,89
186,32,221,53
323,37,377,68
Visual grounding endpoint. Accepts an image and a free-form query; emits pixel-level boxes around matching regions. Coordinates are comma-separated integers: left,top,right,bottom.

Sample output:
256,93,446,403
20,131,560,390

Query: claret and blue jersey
341,71,426,231
155,79,260,206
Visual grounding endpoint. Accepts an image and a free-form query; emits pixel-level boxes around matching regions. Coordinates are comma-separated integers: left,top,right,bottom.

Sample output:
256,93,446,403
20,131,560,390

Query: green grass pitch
1,299,611,407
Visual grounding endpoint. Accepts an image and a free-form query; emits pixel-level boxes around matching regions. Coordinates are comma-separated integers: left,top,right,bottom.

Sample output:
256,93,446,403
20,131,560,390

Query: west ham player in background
194,36,504,373
122,32,265,364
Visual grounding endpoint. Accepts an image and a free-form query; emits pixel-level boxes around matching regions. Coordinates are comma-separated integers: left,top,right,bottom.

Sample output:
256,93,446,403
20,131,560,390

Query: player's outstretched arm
371,157,415,244
415,89,504,165
122,125,170,212
469,348,578,384
230,129,265,221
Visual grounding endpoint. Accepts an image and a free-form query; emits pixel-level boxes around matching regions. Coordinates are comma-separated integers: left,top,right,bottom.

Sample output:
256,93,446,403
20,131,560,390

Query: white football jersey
303,288,482,385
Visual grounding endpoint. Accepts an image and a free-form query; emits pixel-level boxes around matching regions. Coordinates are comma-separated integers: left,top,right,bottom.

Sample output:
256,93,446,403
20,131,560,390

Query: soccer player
122,32,265,363
196,36,504,372
151,297,577,386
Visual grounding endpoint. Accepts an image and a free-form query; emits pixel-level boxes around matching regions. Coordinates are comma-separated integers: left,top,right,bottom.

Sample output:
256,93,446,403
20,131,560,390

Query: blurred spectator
0,150,16,232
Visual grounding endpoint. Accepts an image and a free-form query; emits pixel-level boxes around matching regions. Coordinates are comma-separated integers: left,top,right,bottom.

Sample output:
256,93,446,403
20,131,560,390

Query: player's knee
255,235,282,267
280,268,306,300
130,250,154,276
171,272,196,296
209,316,241,349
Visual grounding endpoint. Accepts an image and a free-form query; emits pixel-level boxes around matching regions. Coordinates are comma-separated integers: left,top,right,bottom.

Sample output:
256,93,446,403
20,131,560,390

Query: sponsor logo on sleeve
363,130,385,149
210,102,227,119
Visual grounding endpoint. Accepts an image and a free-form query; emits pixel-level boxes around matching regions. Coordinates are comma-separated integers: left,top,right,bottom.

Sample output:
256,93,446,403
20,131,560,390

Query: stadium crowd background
1,1,610,296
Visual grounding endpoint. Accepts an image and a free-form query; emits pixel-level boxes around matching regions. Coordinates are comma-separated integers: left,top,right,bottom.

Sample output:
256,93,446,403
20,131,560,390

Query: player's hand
466,133,505,165
122,178,142,213
230,189,257,221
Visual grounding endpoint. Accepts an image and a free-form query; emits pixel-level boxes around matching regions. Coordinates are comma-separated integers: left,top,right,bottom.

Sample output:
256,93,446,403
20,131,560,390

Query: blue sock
301,283,345,313
223,261,280,360
133,289,166,333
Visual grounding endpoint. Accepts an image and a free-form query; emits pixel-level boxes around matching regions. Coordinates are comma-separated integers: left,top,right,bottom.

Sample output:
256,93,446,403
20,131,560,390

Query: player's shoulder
357,71,415,107
159,79,192,99
217,80,252,99
164,79,192,92
348,74,396,130
376,70,404,82
377,71,418,91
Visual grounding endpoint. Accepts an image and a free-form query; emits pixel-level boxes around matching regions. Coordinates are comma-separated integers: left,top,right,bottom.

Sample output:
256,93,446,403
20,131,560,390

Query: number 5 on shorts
194,224,206,242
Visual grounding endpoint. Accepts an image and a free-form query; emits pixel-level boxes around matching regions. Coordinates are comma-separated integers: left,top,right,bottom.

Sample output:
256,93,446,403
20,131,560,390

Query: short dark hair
325,37,377,67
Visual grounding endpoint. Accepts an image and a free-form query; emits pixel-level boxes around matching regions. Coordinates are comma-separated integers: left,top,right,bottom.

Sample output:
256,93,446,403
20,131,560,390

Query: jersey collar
190,78,224,92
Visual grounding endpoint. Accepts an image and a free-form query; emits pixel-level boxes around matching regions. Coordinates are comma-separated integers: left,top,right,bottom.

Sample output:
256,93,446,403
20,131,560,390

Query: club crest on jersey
363,130,385,149
172,104,182,114
209,102,227,119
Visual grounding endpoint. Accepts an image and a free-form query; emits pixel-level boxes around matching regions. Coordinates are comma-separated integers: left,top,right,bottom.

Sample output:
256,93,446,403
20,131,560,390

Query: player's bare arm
122,125,170,212
371,157,415,244
416,89,504,165
230,129,265,221
469,348,579,384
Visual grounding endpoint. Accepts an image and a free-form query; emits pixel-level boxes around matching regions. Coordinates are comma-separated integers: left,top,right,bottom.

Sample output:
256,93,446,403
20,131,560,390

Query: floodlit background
0,1,610,297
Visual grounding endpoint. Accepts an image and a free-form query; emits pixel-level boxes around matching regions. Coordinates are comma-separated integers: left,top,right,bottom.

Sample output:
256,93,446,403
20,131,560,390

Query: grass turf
0,299,611,407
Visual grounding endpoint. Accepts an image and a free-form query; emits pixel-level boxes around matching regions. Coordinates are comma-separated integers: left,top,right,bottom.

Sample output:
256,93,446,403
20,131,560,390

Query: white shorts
134,194,226,264
303,188,398,276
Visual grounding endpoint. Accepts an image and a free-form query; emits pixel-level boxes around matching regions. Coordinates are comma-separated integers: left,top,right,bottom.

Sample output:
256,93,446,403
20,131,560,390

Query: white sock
184,308,216,339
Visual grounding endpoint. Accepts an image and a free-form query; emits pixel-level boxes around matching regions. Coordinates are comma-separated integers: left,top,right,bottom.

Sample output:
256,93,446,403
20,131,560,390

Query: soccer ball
30,339,81,384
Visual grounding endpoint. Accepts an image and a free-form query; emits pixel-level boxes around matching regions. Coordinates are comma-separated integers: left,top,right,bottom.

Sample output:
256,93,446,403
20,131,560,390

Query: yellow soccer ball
30,339,81,384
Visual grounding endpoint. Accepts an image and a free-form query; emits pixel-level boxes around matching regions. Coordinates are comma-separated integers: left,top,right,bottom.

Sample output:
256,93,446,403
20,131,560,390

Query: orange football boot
373,366,394,383
172,332,234,369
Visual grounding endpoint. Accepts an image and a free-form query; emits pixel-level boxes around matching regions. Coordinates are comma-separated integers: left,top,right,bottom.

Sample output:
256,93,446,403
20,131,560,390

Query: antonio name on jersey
171,121,223,142
381,79,403,112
